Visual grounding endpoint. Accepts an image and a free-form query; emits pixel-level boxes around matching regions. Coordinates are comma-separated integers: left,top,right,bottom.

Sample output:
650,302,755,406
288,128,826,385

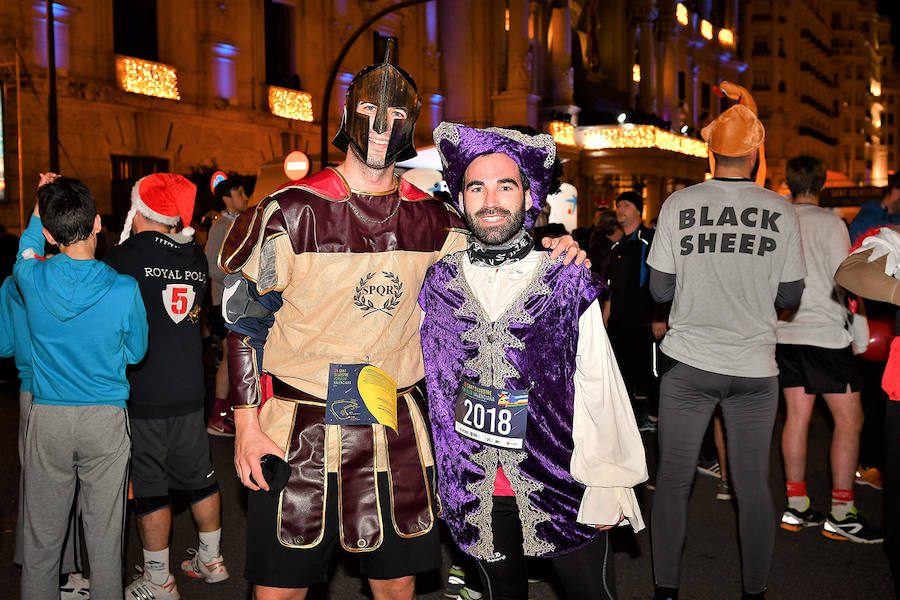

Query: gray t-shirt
205,212,237,306
776,204,852,349
647,178,806,377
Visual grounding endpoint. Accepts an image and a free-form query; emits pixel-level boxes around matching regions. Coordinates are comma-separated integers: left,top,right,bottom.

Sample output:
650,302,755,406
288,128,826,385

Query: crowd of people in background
0,57,898,600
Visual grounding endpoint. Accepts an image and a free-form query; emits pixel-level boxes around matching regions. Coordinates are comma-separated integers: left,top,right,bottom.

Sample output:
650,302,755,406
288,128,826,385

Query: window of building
33,3,74,69
678,71,685,100
888,113,895,126
111,155,170,231
832,12,840,28
113,0,158,61
373,31,396,64
889,133,894,146
890,151,895,164
778,80,786,92
844,117,851,132
211,43,238,101
264,0,295,88
752,71,769,91
701,82,710,110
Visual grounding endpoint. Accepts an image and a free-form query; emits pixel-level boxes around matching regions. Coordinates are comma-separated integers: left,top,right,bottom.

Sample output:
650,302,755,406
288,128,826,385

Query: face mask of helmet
332,39,421,168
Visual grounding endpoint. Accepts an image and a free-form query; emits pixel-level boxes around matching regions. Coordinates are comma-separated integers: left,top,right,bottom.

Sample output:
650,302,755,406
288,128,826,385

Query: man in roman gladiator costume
218,43,584,600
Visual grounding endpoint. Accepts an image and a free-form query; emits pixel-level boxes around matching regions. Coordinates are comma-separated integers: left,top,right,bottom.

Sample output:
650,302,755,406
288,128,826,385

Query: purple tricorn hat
433,122,557,229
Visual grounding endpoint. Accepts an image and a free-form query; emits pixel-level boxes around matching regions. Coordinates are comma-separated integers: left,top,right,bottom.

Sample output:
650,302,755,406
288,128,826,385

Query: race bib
325,363,398,433
455,378,528,449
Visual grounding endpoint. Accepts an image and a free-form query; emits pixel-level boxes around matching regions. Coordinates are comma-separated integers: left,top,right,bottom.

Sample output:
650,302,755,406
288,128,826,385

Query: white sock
142,548,170,585
198,529,222,562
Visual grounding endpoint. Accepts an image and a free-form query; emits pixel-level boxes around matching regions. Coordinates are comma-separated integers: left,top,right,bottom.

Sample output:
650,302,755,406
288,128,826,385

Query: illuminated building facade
0,0,745,231
742,0,895,190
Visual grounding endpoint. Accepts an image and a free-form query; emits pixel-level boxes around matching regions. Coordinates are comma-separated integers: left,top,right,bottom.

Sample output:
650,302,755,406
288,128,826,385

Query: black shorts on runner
245,469,441,589
776,344,861,394
130,409,217,498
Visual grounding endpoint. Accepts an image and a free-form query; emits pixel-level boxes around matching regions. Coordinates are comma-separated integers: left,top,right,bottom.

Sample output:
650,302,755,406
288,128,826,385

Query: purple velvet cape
418,250,607,558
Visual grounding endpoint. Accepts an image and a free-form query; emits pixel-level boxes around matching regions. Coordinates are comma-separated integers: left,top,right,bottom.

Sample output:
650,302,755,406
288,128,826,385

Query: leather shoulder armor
219,195,286,274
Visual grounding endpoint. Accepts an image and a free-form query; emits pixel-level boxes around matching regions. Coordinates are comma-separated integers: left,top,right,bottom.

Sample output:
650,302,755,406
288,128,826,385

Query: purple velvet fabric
418,252,607,557
433,123,556,229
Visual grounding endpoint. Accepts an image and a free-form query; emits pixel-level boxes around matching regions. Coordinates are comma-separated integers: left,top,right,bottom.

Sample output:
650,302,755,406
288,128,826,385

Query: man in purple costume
419,123,647,600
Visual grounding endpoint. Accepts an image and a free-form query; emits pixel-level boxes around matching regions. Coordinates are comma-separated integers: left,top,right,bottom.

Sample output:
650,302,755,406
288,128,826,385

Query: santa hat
433,122,556,229
119,173,197,243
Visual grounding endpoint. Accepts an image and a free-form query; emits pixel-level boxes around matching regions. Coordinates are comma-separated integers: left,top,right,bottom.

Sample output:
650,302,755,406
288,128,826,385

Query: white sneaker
180,548,230,583
125,568,180,600
59,572,90,599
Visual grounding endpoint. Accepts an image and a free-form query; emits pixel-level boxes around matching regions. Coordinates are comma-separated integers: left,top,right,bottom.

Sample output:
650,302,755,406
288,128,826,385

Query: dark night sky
878,0,900,59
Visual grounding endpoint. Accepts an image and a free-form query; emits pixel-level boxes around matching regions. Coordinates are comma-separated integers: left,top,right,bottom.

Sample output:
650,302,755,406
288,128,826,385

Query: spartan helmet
332,38,421,167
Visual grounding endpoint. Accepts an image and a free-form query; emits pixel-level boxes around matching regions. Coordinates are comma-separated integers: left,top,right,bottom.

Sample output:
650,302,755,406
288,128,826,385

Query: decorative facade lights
676,3,689,26
549,121,575,146
268,86,314,121
632,64,641,82
505,8,510,31
718,28,734,46
116,56,181,100
700,20,714,41
871,79,882,97
581,125,708,159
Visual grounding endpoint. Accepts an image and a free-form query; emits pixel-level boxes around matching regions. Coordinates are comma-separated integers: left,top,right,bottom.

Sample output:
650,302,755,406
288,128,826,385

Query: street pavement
0,361,893,599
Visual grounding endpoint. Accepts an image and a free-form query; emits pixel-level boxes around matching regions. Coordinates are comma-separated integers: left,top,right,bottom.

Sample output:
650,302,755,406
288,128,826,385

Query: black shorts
245,469,441,589
130,409,217,498
776,344,861,394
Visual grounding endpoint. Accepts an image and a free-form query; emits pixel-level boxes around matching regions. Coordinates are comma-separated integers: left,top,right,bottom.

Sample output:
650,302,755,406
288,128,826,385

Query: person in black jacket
107,173,229,599
604,191,666,430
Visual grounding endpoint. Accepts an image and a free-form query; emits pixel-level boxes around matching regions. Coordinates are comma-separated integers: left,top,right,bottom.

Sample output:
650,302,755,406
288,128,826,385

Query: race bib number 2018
455,378,528,449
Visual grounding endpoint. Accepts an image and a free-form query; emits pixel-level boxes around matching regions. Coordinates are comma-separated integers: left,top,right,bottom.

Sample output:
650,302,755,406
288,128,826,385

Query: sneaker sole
822,529,884,544
182,569,231,583
854,479,883,490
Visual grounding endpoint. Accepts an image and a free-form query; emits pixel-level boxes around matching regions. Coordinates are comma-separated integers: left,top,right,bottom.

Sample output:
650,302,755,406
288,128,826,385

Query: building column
547,1,579,124
634,1,658,115
492,0,540,127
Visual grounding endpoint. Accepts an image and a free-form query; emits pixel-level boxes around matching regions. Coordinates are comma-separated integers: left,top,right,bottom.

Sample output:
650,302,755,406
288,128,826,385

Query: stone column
492,0,539,127
633,1,659,115
547,1,579,124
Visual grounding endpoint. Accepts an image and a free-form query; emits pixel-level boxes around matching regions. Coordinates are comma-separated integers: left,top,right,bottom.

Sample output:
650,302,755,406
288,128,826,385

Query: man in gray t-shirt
645,83,806,600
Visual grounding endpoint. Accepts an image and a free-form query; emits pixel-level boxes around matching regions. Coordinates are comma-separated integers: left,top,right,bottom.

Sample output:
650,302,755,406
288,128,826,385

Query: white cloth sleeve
570,300,648,532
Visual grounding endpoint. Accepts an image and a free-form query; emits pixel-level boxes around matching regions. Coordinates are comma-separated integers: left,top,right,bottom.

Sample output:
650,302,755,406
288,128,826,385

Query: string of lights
268,86,314,121
115,56,181,100
580,124,708,159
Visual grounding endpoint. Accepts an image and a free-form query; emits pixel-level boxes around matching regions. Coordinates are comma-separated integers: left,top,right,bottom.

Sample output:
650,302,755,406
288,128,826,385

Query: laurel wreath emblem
353,270,404,317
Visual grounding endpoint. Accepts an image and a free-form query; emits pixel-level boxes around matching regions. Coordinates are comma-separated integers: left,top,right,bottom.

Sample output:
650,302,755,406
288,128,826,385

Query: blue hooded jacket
0,275,33,393
13,215,148,407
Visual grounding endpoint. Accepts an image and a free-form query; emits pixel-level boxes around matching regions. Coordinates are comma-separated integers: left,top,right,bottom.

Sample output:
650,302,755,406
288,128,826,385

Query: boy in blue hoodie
15,176,148,600
0,271,90,600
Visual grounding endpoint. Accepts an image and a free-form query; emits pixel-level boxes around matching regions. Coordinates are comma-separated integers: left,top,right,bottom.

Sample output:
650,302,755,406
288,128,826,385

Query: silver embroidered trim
498,451,554,556
447,253,553,388
258,237,279,291
432,122,460,169
445,252,556,557
464,445,500,560
432,122,557,169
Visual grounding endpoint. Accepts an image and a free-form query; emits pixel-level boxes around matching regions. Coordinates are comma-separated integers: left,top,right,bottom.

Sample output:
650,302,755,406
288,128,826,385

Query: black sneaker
780,505,825,531
822,508,884,543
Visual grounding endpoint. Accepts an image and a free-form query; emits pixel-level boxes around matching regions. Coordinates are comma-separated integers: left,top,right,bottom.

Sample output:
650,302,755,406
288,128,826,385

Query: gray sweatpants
651,361,778,595
15,391,82,573
21,404,130,600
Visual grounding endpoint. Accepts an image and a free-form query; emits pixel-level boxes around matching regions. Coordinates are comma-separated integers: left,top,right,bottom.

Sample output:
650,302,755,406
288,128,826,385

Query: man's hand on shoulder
541,234,591,268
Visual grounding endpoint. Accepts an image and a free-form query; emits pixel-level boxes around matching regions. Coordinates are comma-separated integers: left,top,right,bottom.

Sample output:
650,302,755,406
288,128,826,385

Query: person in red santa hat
106,173,230,599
